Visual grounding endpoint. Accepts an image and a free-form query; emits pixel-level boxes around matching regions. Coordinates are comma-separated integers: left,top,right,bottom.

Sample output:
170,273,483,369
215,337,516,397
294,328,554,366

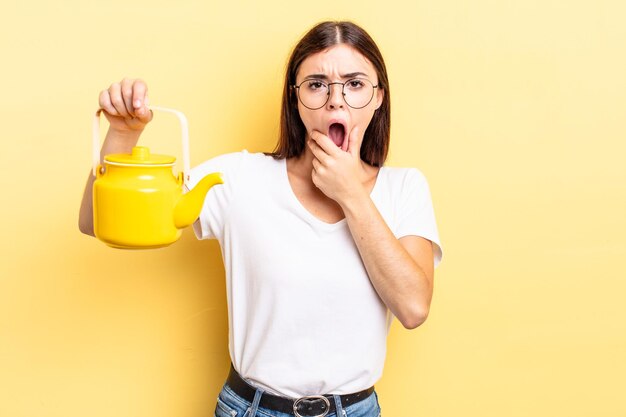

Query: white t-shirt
188,151,443,398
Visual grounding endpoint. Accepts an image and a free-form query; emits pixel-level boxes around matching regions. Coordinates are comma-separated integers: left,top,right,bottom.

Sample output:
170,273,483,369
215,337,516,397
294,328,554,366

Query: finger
120,78,136,117
308,138,331,165
346,125,361,157
311,159,323,188
131,79,147,109
108,82,130,118
131,79,152,123
310,130,340,156
312,156,321,172
99,90,119,117
312,158,328,179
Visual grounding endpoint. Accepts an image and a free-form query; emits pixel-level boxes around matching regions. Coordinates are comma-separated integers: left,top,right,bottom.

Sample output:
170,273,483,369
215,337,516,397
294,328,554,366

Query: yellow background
1,0,625,416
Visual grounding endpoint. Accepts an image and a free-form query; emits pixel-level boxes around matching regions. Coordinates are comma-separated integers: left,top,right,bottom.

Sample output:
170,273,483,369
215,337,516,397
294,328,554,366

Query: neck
287,147,315,185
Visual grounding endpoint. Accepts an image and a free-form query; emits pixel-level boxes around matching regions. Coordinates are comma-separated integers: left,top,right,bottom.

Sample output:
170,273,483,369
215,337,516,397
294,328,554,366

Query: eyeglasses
292,78,379,110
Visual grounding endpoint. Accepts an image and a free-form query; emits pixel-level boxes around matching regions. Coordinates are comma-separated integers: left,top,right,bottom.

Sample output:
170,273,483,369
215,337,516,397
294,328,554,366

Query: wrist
101,128,142,157
338,187,370,216
108,126,143,140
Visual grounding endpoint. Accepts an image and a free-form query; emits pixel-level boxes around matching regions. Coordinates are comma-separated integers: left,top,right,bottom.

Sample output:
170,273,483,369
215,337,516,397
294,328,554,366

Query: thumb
138,105,153,124
346,125,361,158
134,99,153,124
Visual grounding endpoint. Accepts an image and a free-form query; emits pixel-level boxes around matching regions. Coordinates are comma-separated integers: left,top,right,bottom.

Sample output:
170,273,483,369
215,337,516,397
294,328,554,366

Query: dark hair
269,21,391,167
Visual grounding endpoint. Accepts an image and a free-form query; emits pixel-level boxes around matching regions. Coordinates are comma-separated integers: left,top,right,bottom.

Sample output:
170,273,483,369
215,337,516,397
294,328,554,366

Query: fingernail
134,99,141,108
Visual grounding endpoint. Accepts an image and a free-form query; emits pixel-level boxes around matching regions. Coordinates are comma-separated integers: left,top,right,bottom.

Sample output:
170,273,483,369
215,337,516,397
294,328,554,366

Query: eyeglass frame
291,78,379,110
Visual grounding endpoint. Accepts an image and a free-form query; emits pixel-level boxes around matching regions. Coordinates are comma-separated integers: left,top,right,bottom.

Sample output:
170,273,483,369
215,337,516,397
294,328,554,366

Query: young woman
80,20,442,417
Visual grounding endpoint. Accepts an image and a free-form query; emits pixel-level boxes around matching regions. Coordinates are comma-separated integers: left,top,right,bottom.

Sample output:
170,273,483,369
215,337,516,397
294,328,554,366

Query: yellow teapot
92,107,223,249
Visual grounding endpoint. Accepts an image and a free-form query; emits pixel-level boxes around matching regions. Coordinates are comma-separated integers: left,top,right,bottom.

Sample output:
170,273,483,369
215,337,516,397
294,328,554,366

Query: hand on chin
307,126,365,204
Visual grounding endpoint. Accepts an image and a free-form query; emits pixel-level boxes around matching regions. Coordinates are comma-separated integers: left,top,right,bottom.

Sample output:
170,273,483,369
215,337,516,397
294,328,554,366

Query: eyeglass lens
297,79,375,109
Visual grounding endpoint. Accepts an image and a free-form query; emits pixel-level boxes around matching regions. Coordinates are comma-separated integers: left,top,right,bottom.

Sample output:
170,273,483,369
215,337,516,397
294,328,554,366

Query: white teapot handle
92,106,191,185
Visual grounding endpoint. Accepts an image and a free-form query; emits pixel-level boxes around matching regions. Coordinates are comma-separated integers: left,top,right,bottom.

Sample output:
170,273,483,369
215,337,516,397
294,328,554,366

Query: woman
80,20,442,417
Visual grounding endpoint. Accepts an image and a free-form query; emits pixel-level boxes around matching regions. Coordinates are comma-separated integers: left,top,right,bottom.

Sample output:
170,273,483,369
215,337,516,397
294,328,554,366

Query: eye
304,80,326,91
347,79,365,89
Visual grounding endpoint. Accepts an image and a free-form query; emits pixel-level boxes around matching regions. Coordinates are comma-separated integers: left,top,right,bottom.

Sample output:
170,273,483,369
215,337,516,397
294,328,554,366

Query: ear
374,87,384,110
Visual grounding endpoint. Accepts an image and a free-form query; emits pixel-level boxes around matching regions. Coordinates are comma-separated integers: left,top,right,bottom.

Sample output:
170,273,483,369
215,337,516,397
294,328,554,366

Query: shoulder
189,151,281,188
377,166,429,191
192,151,277,174
192,150,247,172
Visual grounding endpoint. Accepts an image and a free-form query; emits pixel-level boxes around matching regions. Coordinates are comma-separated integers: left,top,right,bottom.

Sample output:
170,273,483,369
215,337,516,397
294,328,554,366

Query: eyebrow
303,72,369,80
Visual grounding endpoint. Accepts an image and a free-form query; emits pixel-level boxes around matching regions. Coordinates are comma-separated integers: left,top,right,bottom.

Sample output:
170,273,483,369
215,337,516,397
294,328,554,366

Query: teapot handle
92,106,191,185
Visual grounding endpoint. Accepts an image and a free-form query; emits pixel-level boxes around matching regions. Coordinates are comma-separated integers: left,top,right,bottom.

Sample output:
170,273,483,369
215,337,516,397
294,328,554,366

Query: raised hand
98,78,153,133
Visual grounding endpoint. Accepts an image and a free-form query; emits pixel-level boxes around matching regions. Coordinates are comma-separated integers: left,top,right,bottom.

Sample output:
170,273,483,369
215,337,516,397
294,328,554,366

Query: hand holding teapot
98,78,153,134
86,78,223,249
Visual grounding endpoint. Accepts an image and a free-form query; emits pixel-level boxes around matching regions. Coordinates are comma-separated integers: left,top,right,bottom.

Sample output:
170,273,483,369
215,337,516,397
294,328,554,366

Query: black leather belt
226,364,375,416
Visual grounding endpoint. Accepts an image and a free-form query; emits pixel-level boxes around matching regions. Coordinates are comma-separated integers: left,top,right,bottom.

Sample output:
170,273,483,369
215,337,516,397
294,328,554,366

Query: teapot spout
174,173,223,229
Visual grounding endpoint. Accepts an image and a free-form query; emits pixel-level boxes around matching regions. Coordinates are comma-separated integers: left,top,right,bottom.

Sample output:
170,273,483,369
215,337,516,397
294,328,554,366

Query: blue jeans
214,383,382,417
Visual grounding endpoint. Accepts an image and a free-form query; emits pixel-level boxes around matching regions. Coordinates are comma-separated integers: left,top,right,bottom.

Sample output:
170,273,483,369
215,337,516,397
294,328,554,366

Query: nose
326,82,344,109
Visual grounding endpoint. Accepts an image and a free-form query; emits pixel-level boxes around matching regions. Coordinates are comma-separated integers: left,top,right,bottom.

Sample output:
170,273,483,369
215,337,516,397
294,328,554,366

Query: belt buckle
293,395,330,417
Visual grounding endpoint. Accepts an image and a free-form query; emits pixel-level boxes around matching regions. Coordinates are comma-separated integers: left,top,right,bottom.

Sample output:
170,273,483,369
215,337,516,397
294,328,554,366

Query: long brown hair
269,21,391,167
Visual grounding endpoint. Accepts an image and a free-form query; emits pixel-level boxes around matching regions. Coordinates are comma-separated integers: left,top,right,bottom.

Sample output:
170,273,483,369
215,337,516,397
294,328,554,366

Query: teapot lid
104,146,176,165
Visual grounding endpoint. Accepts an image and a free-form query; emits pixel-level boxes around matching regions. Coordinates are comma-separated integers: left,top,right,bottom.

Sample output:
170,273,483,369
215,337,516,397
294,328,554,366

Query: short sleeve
186,151,248,240
395,169,443,268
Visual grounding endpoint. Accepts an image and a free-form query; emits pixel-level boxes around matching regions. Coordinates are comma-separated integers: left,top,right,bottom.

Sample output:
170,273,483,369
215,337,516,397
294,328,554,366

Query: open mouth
328,123,346,148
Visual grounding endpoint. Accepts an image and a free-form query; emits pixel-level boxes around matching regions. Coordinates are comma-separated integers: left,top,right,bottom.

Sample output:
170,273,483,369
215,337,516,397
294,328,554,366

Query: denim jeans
214,382,382,417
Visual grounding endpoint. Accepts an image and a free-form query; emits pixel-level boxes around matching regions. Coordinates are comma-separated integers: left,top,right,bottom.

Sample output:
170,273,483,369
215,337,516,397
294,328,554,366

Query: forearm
341,194,433,329
78,128,142,236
